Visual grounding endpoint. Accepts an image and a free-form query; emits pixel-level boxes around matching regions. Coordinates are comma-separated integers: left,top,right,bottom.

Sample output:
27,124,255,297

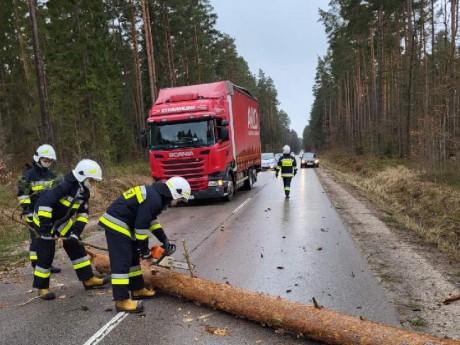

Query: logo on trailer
169,151,194,158
248,107,258,130
248,106,259,136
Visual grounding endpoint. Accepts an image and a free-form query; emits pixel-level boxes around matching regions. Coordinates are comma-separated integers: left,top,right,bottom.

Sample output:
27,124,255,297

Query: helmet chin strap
83,179,92,189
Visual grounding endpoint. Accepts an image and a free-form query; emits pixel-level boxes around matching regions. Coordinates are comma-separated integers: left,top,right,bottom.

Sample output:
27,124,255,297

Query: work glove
65,233,81,244
161,239,176,255
21,206,33,222
275,172,279,178
39,232,55,241
294,170,297,176
139,247,152,260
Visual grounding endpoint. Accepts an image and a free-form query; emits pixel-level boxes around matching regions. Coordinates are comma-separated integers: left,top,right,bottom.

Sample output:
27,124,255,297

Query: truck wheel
244,169,254,190
223,177,235,201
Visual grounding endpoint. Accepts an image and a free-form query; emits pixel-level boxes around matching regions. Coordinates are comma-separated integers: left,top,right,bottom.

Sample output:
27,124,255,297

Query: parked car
261,152,277,170
300,152,319,168
274,153,282,162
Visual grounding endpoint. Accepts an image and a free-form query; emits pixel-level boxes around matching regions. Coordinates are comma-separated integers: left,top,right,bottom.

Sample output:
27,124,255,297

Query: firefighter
275,145,297,198
17,144,61,273
33,159,110,300
98,176,191,313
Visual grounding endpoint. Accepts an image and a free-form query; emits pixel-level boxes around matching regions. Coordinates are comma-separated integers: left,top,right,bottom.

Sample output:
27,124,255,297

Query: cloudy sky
209,0,330,138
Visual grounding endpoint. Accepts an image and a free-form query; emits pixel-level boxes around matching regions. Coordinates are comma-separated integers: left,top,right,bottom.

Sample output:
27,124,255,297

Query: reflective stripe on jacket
276,154,297,177
34,172,89,237
17,163,56,212
98,184,169,240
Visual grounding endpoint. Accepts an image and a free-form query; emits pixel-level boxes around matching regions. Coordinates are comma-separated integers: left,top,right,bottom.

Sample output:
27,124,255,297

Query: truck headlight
208,180,224,187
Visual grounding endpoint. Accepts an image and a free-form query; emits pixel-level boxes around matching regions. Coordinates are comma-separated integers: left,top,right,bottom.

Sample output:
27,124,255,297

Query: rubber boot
82,276,110,290
38,289,56,300
50,266,61,274
132,287,156,300
115,299,144,313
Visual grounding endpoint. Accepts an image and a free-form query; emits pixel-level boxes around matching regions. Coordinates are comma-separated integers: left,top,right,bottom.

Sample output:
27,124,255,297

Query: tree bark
88,250,460,345
141,0,157,103
28,0,53,144
129,0,144,136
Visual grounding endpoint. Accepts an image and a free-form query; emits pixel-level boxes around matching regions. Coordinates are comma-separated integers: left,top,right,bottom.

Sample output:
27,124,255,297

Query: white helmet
283,145,290,154
72,159,103,182
166,176,191,201
33,144,57,162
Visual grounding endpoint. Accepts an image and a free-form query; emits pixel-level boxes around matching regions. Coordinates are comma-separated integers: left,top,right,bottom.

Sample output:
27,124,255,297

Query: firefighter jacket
33,172,89,238
98,183,172,244
276,154,297,177
17,163,56,221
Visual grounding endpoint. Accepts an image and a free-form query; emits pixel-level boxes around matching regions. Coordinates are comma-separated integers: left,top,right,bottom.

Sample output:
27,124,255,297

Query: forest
304,0,460,180
0,0,301,171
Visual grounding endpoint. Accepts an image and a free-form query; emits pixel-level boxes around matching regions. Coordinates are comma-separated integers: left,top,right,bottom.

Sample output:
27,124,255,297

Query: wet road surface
0,168,400,345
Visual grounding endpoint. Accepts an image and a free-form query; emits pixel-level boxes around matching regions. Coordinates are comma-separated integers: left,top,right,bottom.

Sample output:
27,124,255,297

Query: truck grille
161,158,205,191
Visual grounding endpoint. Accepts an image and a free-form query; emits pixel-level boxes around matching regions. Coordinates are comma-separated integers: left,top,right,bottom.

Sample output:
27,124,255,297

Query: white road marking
232,198,251,214
83,312,128,345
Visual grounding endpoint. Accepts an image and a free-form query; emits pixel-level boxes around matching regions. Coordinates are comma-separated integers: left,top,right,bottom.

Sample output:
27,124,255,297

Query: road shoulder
316,166,460,340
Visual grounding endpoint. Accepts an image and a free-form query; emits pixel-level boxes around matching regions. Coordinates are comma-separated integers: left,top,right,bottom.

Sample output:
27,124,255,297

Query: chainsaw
148,245,195,271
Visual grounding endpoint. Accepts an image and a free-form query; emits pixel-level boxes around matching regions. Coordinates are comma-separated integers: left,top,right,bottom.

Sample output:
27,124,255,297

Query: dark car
300,152,319,168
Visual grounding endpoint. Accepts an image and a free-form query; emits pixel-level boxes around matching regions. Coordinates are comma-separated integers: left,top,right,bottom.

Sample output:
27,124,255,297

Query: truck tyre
244,169,254,190
223,176,235,202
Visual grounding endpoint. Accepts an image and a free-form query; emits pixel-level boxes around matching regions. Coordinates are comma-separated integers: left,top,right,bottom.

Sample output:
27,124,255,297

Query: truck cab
142,81,261,201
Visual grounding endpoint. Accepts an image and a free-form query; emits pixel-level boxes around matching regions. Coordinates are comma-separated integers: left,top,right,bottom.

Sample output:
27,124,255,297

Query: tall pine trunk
129,0,144,137
141,0,157,104
28,0,53,144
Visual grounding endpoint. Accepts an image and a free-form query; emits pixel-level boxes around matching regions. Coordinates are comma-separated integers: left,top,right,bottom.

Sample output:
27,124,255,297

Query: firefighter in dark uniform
17,144,61,273
33,159,110,300
276,145,297,198
98,176,191,313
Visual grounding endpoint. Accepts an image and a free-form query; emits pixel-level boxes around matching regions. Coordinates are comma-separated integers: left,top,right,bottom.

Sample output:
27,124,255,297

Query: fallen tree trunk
87,249,459,345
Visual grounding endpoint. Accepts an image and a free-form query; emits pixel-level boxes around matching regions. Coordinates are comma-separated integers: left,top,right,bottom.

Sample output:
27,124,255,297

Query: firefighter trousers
105,229,144,300
33,237,94,289
282,177,292,197
28,224,38,268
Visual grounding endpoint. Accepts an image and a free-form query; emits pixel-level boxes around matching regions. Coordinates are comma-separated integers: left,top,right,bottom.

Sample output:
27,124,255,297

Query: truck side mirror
221,127,230,141
140,129,148,148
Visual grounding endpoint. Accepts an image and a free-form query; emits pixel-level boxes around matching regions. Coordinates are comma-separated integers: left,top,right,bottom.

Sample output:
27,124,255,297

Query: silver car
261,152,277,170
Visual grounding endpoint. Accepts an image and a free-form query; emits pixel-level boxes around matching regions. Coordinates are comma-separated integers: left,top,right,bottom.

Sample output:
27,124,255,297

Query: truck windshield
149,119,216,150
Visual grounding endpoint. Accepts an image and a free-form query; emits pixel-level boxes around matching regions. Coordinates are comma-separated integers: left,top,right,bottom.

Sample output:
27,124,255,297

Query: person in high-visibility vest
98,176,191,313
17,144,61,273
275,145,297,198
33,159,110,300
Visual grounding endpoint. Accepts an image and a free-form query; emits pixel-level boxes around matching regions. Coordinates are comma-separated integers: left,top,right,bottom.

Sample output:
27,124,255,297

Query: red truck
142,81,261,201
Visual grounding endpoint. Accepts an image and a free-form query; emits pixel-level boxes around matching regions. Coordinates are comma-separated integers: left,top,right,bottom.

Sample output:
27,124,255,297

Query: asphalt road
0,167,400,345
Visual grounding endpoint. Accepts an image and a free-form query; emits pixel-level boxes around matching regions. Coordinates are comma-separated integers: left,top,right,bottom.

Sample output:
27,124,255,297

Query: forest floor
316,165,460,340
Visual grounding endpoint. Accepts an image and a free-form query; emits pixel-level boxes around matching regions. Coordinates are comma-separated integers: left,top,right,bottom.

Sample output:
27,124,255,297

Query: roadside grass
322,154,460,266
0,223,29,269
409,317,428,327
0,162,152,268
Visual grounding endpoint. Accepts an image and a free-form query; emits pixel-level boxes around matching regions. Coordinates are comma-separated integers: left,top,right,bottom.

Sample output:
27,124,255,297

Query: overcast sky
209,0,330,138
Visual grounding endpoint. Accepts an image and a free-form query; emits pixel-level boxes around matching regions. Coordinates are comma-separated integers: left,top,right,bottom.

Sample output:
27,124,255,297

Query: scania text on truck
141,81,261,201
